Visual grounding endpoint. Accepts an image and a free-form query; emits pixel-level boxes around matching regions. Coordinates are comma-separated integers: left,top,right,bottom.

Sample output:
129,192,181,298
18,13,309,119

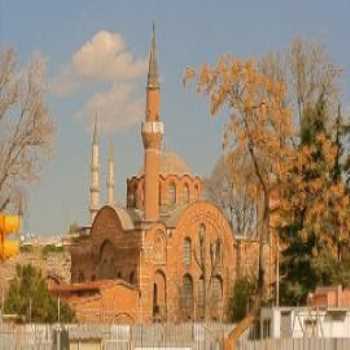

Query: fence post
56,323,61,350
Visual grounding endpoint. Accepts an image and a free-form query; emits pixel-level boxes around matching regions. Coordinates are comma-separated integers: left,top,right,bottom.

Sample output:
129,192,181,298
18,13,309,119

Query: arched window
183,238,192,266
184,183,190,203
194,184,200,200
212,276,223,304
97,240,117,279
78,271,85,283
153,230,166,264
199,224,206,242
198,276,205,319
216,238,223,265
169,182,176,205
153,271,167,321
153,283,159,317
210,238,223,267
182,274,193,320
129,271,135,284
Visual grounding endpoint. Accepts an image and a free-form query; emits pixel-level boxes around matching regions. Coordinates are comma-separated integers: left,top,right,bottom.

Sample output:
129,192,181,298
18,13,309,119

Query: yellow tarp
0,240,19,259
0,214,20,261
0,214,20,235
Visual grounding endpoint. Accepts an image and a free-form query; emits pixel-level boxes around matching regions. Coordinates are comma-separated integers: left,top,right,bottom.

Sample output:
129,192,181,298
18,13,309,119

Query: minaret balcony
141,121,164,135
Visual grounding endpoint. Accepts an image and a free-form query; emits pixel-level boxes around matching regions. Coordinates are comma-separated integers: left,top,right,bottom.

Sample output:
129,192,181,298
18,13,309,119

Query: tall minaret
107,140,116,207
89,115,100,223
141,24,164,222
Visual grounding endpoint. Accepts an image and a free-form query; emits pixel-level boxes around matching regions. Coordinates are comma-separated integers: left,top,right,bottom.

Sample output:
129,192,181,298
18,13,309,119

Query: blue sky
1,0,349,235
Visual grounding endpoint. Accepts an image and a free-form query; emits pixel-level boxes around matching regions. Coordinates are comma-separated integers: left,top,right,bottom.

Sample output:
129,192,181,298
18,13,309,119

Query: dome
138,151,192,176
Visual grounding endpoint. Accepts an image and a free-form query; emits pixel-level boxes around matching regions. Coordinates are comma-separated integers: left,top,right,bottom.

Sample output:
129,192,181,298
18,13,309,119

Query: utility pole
29,298,32,323
57,297,61,322
1,288,4,322
276,239,280,307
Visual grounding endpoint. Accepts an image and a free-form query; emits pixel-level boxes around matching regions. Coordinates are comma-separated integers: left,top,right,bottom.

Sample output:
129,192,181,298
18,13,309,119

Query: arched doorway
182,274,194,320
153,270,167,322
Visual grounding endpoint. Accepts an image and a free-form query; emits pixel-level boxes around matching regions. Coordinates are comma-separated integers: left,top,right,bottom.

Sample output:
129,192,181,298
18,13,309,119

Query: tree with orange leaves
184,55,294,338
185,39,350,346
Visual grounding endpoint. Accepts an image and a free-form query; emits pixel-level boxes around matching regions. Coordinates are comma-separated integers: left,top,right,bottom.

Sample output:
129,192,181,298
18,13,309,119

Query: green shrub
4,264,75,323
228,276,256,322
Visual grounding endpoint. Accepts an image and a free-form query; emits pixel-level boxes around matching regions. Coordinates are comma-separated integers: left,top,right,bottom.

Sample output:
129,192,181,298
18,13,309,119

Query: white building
260,306,350,339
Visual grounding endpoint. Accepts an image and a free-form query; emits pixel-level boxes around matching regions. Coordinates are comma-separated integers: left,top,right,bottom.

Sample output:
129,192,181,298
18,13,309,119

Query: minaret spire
89,114,100,223
147,22,160,89
93,113,99,145
107,140,116,207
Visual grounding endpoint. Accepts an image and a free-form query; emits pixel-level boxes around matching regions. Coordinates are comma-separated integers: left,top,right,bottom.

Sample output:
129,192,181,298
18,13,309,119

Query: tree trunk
225,192,270,348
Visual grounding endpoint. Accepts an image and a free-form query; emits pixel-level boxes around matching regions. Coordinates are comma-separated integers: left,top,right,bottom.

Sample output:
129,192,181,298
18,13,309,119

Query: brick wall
70,206,141,285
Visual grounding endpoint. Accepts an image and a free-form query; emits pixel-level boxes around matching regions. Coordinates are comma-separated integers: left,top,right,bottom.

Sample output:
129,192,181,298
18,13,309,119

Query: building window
169,182,176,205
212,276,223,303
98,240,117,279
199,224,206,242
182,274,193,320
153,230,166,264
184,183,190,203
183,238,192,266
210,238,223,266
153,271,167,322
194,184,200,200
129,271,135,284
78,271,85,283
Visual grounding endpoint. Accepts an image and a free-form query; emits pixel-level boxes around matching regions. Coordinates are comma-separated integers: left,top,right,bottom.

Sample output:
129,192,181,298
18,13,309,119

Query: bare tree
204,153,258,237
192,225,224,321
260,37,341,128
0,49,54,212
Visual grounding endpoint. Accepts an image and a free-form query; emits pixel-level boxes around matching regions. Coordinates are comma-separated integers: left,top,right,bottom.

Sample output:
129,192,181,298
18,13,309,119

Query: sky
1,0,350,235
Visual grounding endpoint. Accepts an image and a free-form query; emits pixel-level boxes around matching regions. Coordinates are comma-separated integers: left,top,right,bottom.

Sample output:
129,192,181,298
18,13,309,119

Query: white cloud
50,31,147,96
79,84,144,133
50,31,148,131
72,31,147,81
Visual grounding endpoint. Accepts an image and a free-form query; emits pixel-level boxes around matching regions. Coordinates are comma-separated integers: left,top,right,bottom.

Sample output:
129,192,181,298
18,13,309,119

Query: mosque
51,27,276,324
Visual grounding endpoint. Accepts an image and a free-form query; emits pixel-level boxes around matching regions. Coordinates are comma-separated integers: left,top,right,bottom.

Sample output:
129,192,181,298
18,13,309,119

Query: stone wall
0,248,71,296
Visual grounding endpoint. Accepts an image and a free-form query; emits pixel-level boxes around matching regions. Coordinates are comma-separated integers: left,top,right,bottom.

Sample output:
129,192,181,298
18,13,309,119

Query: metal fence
239,338,350,350
0,322,234,350
0,323,53,350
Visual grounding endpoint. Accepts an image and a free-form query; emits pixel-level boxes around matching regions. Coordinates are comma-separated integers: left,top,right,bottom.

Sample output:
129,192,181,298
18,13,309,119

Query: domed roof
138,151,192,176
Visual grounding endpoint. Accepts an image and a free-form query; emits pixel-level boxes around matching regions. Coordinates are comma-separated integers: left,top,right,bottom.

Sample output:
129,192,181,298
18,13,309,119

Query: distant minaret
107,140,116,207
141,23,164,222
89,115,100,223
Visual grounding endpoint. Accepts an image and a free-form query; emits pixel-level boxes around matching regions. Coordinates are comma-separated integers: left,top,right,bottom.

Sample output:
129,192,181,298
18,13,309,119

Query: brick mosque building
53,26,276,324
